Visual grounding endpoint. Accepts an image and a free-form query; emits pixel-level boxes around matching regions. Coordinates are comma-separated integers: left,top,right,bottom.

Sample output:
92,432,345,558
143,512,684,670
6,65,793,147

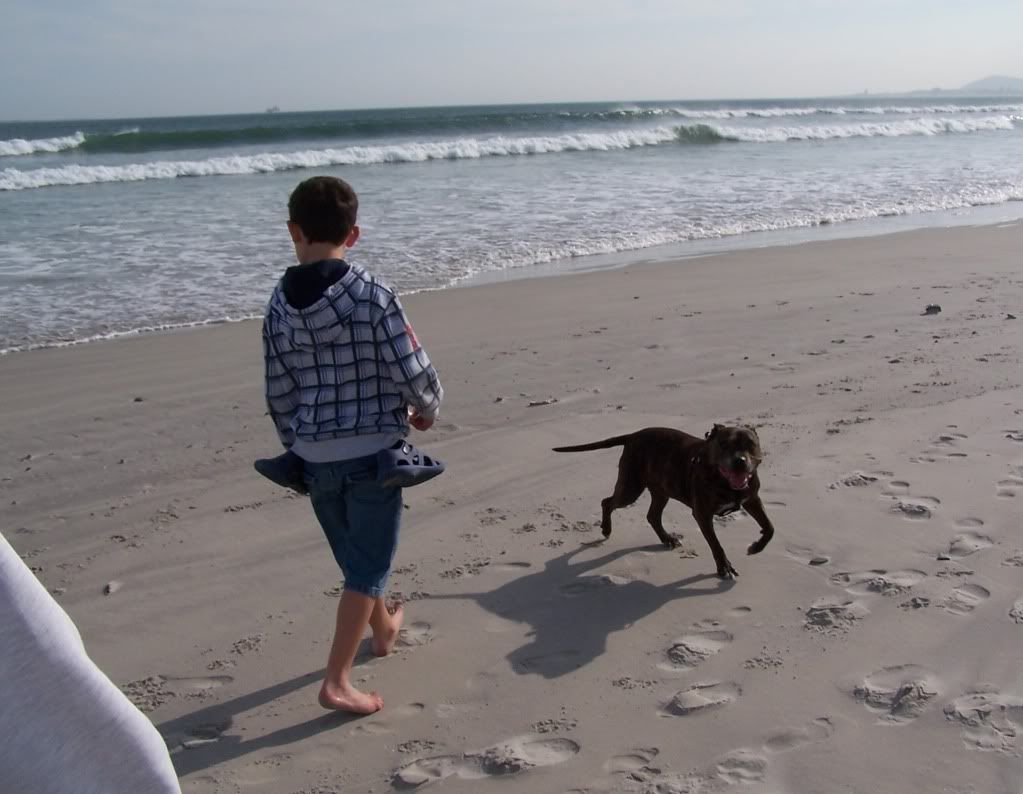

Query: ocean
2,97,1022,353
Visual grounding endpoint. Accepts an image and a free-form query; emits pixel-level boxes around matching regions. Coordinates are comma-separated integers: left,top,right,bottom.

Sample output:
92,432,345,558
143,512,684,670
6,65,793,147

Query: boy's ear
287,220,305,245
345,225,360,248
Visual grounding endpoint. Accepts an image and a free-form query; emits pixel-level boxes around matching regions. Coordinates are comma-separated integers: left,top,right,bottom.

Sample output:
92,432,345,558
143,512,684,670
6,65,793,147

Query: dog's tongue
720,466,749,490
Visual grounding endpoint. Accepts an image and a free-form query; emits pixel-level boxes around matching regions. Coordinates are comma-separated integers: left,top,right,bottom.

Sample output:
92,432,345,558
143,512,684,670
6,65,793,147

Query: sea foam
0,131,86,157
3,115,1019,191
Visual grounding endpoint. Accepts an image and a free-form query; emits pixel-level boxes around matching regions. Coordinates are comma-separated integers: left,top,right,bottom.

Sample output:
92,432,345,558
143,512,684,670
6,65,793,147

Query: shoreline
4,201,1023,358
3,221,1023,792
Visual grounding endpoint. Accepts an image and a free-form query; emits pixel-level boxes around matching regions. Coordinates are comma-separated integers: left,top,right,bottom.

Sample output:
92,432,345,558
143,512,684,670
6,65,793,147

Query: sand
2,221,1023,793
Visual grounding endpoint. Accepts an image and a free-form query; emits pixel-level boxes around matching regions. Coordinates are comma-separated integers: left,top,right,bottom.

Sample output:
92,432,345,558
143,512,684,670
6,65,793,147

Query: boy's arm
263,315,299,449
378,297,443,420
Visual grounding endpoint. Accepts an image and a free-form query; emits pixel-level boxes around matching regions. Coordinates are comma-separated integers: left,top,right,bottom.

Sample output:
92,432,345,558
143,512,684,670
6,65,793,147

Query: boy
261,176,443,714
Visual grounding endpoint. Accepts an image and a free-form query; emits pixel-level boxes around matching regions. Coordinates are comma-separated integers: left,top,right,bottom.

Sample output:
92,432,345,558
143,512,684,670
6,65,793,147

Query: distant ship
265,105,280,114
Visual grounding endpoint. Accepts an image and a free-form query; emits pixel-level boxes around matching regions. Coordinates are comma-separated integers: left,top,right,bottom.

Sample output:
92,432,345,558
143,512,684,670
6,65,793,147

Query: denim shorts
303,455,402,598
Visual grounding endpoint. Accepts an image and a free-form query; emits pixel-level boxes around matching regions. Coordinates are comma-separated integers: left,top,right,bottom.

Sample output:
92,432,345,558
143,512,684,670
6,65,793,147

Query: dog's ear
706,423,724,440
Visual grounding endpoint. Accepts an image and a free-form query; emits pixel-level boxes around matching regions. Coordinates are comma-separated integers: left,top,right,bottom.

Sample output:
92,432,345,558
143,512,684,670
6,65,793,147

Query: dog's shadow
431,540,733,679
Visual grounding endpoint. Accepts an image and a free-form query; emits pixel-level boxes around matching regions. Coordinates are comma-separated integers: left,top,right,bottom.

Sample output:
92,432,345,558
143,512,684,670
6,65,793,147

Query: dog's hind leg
600,463,644,540
646,490,680,549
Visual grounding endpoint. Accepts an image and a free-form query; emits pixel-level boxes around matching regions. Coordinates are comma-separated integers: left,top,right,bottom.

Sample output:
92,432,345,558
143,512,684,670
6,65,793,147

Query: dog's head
704,424,762,490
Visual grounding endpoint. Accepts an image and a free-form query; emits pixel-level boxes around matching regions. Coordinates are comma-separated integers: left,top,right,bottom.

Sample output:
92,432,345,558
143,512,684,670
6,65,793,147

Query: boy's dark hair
288,176,359,244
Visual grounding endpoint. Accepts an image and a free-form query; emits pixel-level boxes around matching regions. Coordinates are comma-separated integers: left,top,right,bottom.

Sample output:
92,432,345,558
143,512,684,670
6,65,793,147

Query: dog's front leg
742,495,775,556
693,507,738,579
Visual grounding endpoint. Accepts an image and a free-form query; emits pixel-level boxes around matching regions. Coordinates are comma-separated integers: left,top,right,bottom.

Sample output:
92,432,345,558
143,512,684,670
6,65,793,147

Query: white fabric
0,533,181,794
291,431,402,463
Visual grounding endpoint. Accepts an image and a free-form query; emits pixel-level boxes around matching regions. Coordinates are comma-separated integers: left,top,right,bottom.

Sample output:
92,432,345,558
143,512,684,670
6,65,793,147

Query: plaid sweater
263,261,443,452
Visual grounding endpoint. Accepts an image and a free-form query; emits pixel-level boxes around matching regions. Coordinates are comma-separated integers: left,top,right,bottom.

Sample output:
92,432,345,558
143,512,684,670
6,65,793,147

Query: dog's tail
552,434,632,453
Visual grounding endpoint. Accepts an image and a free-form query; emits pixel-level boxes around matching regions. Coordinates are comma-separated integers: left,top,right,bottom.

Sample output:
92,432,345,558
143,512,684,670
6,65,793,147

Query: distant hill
877,75,1023,98
959,75,1023,93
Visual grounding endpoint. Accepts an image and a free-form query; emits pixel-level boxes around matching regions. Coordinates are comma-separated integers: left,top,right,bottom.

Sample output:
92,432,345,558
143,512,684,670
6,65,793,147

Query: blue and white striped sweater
263,261,443,454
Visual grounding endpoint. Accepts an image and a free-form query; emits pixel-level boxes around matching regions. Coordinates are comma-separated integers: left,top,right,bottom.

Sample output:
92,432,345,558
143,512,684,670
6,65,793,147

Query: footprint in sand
491,737,579,769
890,496,939,520
659,627,734,671
393,736,580,788
396,622,435,650
925,433,971,460
943,583,991,615
434,703,472,720
614,742,773,791
1009,599,1023,624
954,517,985,529
785,544,830,567
829,471,885,489
482,616,521,634
394,702,427,718
163,675,233,698
803,598,869,633
492,561,532,574
851,665,941,723
604,747,659,775
944,687,1023,753
996,477,1022,499
351,703,427,739
881,479,911,496
715,749,768,785
1004,550,1023,567
560,574,630,596
121,676,174,713
764,717,835,753
662,682,741,717
350,721,396,738
231,752,294,785
513,651,581,676
393,753,482,786
829,569,926,597
440,558,491,579
121,674,232,713
177,717,233,750
398,740,439,755
947,531,994,559
231,634,266,656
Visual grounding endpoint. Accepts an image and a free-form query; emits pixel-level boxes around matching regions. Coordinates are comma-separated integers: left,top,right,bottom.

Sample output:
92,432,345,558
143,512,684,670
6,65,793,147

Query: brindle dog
553,425,775,578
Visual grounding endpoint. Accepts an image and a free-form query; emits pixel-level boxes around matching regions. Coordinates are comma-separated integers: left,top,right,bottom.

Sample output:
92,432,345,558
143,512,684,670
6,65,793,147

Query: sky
2,0,1022,121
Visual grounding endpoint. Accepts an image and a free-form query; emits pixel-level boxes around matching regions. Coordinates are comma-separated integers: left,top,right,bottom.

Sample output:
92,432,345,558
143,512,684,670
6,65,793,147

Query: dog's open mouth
719,466,751,490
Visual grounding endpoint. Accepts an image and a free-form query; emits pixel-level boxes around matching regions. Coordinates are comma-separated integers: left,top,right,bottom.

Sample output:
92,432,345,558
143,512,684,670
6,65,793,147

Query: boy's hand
409,410,434,432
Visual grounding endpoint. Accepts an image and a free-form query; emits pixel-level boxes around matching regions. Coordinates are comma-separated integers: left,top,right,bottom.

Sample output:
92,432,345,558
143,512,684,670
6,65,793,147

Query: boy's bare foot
372,603,405,657
318,682,383,714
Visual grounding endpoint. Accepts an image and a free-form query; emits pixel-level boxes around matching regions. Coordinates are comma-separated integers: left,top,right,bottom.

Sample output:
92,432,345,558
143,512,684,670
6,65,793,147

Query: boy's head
287,176,359,259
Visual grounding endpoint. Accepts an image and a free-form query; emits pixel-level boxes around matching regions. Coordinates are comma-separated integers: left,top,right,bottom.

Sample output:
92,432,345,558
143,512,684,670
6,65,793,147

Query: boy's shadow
160,668,361,777
432,540,733,679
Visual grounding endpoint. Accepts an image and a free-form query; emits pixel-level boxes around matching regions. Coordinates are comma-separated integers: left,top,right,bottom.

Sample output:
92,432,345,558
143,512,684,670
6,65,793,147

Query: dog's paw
747,540,768,555
717,562,739,579
662,534,682,549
